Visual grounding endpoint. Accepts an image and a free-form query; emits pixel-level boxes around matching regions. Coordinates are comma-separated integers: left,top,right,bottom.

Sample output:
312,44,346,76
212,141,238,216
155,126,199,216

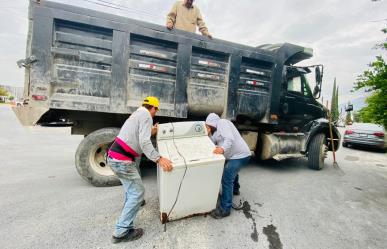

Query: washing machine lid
157,140,186,168
173,137,220,162
157,136,224,169
157,121,225,169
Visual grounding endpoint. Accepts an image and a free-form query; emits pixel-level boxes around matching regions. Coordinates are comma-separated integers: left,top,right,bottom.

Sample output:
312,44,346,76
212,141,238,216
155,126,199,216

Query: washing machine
156,121,225,223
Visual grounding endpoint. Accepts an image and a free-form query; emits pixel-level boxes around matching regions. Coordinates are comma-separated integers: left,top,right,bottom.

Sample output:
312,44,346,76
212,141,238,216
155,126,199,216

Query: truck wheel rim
89,143,114,176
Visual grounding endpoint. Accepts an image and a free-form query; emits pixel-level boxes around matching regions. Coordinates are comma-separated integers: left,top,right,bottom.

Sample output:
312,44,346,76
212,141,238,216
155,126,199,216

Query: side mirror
313,85,320,96
313,65,323,99
315,66,322,85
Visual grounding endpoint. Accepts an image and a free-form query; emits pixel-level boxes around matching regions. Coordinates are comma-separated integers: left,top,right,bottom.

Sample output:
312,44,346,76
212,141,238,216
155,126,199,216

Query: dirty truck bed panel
25,0,306,124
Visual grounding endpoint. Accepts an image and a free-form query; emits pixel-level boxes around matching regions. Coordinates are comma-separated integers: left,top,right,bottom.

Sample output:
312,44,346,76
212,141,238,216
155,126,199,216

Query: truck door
299,74,325,122
282,72,322,130
282,74,305,129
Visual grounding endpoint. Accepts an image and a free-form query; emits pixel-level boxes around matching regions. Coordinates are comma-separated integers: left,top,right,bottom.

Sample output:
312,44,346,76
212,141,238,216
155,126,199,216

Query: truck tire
307,133,326,170
75,128,121,186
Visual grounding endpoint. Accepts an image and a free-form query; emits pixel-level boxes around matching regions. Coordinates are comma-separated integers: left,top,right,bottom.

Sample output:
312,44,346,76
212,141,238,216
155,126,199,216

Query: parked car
343,123,386,152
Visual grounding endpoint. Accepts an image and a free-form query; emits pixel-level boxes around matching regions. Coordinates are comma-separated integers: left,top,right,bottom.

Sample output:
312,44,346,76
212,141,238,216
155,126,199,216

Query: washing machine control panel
157,121,207,140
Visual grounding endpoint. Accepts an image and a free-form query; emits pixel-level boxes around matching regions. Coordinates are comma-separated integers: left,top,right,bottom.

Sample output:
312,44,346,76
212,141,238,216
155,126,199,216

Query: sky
0,0,386,107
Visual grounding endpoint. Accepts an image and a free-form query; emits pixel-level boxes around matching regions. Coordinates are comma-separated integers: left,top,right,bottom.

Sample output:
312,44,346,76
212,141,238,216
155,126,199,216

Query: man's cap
142,96,160,109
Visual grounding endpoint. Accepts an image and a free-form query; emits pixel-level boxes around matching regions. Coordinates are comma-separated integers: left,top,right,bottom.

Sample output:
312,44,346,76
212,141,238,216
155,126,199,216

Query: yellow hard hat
142,96,160,109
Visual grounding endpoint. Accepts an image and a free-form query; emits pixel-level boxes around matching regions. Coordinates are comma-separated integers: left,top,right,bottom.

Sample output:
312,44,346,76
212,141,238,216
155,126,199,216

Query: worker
166,0,212,39
205,113,251,219
107,96,173,243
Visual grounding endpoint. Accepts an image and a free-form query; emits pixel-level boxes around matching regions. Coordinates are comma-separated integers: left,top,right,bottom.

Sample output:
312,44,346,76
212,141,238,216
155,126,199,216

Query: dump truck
13,0,340,186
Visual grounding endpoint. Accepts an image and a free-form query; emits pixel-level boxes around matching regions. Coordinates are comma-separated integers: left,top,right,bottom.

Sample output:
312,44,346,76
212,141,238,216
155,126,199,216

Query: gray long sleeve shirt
206,113,251,160
117,107,160,162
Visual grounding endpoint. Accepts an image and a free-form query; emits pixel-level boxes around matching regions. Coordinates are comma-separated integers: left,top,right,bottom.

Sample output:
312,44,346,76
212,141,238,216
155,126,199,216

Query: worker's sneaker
233,190,240,196
111,228,144,244
210,208,230,219
141,200,146,206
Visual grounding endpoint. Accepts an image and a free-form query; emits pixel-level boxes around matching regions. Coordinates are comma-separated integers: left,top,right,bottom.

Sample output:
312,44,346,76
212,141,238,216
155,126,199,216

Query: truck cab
280,66,325,132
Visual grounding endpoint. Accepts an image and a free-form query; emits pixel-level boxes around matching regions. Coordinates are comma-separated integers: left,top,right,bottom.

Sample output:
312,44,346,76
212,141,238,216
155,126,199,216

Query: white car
343,123,386,152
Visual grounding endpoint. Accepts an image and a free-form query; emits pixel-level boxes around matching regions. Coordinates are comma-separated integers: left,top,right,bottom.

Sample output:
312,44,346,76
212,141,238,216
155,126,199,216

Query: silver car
342,123,386,152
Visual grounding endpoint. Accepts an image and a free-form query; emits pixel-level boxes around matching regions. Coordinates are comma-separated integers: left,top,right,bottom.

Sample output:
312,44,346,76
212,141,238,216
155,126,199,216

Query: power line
80,0,121,10
0,7,27,9
94,0,162,18
369,18,387,22
78,0,163,19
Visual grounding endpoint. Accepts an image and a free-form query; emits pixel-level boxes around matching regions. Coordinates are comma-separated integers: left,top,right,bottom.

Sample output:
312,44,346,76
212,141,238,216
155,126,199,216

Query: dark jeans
233,174,240,193
220,156,250,213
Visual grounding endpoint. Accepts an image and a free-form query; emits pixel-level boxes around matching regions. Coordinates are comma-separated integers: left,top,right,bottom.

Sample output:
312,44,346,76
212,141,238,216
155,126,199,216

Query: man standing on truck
166,0,212,38
107,96,173,243
205,113,251,219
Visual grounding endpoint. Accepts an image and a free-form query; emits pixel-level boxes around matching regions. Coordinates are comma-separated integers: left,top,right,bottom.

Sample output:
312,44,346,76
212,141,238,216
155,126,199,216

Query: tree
335,85,339,119
8,96,14,101
353,28,387,128
330,78,339,121
0,87,9,97
353,111,361,123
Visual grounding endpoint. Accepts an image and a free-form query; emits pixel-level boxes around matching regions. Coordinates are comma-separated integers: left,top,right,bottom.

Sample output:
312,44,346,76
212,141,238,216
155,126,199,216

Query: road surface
0,105,386,249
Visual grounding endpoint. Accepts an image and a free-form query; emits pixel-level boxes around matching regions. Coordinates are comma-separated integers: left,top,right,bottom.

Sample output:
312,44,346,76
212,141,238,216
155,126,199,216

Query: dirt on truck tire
307,133,326,170
75,128,121,187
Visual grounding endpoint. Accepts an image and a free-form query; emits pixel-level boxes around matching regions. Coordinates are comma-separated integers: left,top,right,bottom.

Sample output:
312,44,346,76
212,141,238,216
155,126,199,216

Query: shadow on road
249,157,310,172
344,145,386,154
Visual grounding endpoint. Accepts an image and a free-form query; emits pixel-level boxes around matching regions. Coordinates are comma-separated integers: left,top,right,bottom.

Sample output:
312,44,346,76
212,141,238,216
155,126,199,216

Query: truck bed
18,0,311,126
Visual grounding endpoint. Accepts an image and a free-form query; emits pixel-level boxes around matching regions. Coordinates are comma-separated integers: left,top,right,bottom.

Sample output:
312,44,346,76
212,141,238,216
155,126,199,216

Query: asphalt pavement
1,105,386,249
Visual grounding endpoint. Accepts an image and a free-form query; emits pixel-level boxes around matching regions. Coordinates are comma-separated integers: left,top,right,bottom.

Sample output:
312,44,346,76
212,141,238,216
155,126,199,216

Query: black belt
109,140,136,161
